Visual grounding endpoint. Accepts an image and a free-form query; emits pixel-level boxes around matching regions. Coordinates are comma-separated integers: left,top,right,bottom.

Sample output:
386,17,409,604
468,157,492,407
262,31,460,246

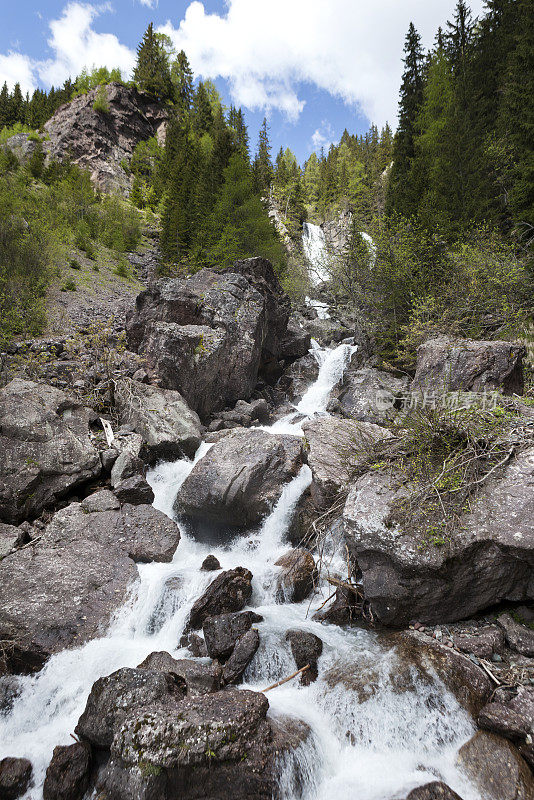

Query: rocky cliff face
41,82,167,193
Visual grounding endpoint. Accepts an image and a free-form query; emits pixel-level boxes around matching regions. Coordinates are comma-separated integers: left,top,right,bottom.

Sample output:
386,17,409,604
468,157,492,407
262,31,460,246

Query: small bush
114,257,130,278
69,259,82,270
93,85,110,115
61,278,77,291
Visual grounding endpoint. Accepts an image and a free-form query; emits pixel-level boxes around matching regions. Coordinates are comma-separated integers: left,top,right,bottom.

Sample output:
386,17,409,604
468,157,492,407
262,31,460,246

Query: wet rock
337,366,409,424
275,548,316,602
176,430,303,530
76,667,186,748
43,742,91,800
201,554,221,571
203,611,259,660
478,686,534,769
0,757,33,800
497,613,534,657
188,567,253,629
0,524,26,559
405,782,463,799
187,632,208,658
313,585,360,626
285,630,323,684
453,626,505,659
413,335,525,395
126,260,290,420
218,398,271,428
113,474,155,506
0,676,21,715
302,416,391,506
279,320,312,361
456,731,534,799
0,379,101,524
137,652,221,695
276,353,320,401
100,689,274,800
0,500,180,671
114,378,202,462
222,628,260,684
343,447,534,626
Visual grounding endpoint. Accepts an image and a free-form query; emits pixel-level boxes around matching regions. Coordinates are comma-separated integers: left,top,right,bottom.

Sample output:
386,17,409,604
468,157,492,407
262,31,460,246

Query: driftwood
262,665,310,692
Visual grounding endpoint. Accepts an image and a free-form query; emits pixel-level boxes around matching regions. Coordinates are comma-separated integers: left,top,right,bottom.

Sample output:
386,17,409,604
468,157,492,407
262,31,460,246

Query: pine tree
0,83,9,129
192,82,214,133
254,117,273,194
171,50,194,114
133,23,172,100
386,23,425,216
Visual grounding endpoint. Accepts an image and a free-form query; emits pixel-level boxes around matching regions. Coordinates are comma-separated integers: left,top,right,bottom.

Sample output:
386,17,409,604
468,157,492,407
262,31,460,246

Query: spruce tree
133,23,172,100
171,50,194,114
0,83,9,129
192,82,214,133
254,117,273,193
386,23,425,216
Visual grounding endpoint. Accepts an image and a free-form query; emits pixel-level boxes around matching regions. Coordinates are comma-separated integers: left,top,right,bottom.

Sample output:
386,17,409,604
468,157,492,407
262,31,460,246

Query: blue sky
0,0,486,163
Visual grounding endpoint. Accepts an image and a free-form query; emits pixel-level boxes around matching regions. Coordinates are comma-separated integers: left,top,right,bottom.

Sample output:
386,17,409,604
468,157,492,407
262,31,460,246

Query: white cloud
38,2,135,87
159,0,486,127
138,0,158,6
0,52,36,93
311,121,335,153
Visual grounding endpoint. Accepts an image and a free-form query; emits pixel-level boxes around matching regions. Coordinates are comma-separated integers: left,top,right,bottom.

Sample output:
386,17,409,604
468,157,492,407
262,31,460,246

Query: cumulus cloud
138,0,158,7
159,0,486,126
0,52,36,93
311,121,335,153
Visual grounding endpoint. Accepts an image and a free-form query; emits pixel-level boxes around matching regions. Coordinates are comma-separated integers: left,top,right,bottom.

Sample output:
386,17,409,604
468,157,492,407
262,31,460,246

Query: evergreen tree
254,117,273,193
192,82,214,133
133,23,172,100
0,83,9,128
386,23,425,216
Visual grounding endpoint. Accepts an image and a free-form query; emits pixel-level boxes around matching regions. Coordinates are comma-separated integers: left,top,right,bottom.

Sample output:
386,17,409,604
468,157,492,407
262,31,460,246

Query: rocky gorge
0,156,533,798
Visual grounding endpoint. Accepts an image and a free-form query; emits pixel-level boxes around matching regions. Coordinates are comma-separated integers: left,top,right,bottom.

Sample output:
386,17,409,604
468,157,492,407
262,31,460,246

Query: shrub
92,85,110,115
69,258,82,270
61,278,76,291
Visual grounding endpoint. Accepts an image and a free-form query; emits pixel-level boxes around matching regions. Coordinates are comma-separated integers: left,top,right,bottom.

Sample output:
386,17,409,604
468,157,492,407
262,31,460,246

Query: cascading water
303,223,330,287
0,336,483,800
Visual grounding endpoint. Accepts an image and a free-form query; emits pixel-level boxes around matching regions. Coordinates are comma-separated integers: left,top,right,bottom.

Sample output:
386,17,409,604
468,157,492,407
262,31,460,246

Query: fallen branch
479,658,502,686
263,665,310,692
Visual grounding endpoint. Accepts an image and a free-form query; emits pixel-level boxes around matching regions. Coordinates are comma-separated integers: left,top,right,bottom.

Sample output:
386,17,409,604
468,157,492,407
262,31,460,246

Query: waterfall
0,337,483,800
303,222,330,286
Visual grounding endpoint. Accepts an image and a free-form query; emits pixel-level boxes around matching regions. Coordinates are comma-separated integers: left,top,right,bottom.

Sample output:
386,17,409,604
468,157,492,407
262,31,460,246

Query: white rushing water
0,335,482,800
303,223,330,286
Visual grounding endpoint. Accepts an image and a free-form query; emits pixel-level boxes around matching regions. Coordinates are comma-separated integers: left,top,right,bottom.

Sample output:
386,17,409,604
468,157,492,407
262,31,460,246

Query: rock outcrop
336,366,409,424
343,447,534,626
0,379,101,524
456,731,534,800
176,430,303,530
413,335,525,395
126,259,291,419
0,491,180,671
43,82,168,193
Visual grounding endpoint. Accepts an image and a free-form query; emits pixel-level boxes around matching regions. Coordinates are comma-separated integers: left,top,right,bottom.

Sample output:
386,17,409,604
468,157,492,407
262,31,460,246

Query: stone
0,676,21,715
337,366,409,424
75,667,186,748
478,685,534,769
302,416,391,506
42,82,168,194
126,260,291,420
110,450,144,485
137,652,221,695
405,782,463,799
114,378,202,462
0,757,33,800
413,335,525,395
0,379,101,524
453,626,505,659
100,447,119,472
203,611,260,661
0,523,26,559
497,613,534,657
43,742,91,800
313,584,360,626
222,629,260,685
285,629,323,684
201,554,221,571
0,500,180,671
188,567,253,630
275,549,316,602
276,353,319,402
343,447,534,626
113,474,155,506
456,731,534,800
176,430,303,530
279,320,312,361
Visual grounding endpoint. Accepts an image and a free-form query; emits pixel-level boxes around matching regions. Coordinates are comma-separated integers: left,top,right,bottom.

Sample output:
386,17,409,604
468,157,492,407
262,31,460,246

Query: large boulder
336,366,409,424
42,82,168,193
413,335,525,395
137,652,222,696
126,260,291,420
302,416,391,506
0,491,180,672
343,447,534,626
114,378,202,462
478,686,534,769
43,742,91,800
404,783,463,800
175,430,303,530
276,352,320,402
0,379,101,524
203,611,259,661
456,731,534,800
0,757,33,800
275,548,317,602
188,567,253,630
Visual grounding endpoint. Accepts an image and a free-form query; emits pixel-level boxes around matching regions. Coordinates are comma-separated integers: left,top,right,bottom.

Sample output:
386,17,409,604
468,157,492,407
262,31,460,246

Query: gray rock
137,652,221,695
176,430,303,530
43,742,91,800
478,686,534,743
0,676,21,715
203,611,258,660
114,378,202,462
279,320,312,361
453,626,505,659
222,628,260,684
110,450,144,486
456,731,534,800
126,259,290,420
100,447,119,472
0,379,101,524
76,667,186,748
113,474,155,506
0,757,33,800
275,548,316,602
302,416,391,506
0,524,26,559
285,629,323,684
80,489,120,513
188,567,253,630
276,353,319,401
497,613,534,657
405,782,463,799
343,447,534,626
0,501,180,671
413,335,525,395
337,366,409,424
201,554,221,571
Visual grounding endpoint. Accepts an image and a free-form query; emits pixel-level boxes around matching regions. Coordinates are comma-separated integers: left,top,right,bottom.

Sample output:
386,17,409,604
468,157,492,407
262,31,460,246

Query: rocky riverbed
0,256,533,800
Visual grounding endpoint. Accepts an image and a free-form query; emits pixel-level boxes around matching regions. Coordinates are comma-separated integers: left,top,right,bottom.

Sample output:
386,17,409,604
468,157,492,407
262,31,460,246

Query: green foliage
92,85,110,115
61,278,76,291
72,67,123,98
133,23,172,100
